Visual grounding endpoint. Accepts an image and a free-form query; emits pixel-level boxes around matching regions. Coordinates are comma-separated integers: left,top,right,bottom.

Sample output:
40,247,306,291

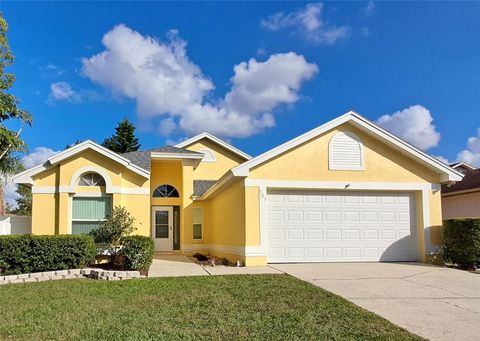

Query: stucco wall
30,149,150,236
442,191,480,219
207,180,246,246
249,123,441,184
182,139,245,180
242,122,444,265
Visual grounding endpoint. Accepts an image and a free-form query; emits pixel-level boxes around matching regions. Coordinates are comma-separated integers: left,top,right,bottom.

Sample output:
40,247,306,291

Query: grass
0,274,422,341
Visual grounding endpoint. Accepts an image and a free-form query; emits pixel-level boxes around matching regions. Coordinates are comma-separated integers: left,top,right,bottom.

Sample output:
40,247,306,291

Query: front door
152,206,173,251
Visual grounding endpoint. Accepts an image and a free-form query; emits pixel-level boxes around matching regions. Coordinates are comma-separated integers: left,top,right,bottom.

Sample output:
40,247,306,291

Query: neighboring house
13,111,462,266
442,164,480,219
449,162,476,174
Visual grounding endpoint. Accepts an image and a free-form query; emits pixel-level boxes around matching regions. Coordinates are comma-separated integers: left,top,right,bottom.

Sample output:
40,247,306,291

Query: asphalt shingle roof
193,180,217,196
442,169,480,194
121,146,202,172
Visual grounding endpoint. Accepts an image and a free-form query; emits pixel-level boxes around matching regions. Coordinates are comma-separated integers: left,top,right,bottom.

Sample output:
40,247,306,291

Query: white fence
0,216,32,235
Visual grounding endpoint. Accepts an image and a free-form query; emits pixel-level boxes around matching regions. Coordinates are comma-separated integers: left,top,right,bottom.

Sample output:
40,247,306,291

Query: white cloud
82,25,318,138
456,128,480,167
433,155,449,164
41,63,65,78
49,81,79,102
4,147,59,208
261,2,349,45
82,26,213,118
225,53,318,117
364,1,375,16
376,105,441,151
47,81,101,104
21,147,58,169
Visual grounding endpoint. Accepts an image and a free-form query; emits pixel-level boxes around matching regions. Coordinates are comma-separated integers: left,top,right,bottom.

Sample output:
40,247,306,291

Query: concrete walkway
148,255,282,277
271,262,480,341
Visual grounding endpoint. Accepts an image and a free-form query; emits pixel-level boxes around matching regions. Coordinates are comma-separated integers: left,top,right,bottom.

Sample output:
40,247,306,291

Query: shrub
90,206,137,261
443,219,480,268
0,235,96,275
118,236,154,271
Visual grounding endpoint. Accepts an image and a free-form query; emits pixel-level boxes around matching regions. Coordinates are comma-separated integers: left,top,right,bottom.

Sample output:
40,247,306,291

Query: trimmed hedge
443,219,480,268
118,236,154,271
0,235,96,275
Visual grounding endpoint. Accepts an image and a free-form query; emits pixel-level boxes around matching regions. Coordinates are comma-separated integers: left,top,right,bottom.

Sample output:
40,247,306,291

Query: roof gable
176,132,251,161
122,146,203,172
232,111,463,183
13,140,150,185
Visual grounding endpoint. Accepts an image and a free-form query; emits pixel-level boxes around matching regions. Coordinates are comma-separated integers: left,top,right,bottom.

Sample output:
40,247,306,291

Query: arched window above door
153,184,180,198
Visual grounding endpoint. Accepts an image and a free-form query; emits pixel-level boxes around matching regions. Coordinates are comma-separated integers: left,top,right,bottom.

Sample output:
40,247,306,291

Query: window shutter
72,197,112,220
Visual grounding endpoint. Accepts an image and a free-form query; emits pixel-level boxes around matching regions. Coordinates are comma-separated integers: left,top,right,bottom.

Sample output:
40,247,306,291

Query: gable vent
329,131,364,170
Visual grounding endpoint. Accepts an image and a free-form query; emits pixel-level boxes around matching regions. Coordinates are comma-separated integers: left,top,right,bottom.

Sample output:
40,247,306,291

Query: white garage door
267,190,418,263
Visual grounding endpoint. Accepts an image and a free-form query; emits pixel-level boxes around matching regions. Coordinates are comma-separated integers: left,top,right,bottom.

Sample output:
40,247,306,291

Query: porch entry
151,206,180,251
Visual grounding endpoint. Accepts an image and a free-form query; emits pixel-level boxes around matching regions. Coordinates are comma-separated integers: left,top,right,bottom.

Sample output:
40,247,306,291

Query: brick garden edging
0,268,142,285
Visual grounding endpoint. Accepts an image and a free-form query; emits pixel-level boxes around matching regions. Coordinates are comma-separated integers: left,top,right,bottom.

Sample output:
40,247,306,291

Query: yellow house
13,111,463,266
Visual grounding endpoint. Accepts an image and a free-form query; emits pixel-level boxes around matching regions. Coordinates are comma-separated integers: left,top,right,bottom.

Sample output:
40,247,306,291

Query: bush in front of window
443,218,480,269
90,206,137,260
0,235,96,275
118,236,154,272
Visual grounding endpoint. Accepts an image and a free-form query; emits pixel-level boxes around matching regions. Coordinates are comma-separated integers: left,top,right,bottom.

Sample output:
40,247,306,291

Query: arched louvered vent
328,131,364,170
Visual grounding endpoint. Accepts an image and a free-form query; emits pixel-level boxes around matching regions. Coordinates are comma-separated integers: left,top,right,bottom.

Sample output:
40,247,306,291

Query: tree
0,14,31,161
102,118,140,153
65,139,83,150
7,184,31,216
0,14,32,214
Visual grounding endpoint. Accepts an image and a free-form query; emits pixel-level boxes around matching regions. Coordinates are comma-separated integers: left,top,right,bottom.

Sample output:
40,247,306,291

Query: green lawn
0,274,422,340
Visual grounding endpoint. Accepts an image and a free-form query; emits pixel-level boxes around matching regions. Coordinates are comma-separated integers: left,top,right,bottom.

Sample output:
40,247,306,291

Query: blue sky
3,1,480,170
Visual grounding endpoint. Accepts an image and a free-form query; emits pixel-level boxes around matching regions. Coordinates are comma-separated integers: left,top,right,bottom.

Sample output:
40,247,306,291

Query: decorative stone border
0,268,142,285
85,269,142,281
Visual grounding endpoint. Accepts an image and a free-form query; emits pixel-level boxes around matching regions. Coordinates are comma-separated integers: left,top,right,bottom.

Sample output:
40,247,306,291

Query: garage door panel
267,190,418,263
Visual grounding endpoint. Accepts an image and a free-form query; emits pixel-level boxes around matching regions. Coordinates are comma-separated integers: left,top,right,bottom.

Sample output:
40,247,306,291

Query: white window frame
70,194,112,235
192,207,203,240
78,172,106,187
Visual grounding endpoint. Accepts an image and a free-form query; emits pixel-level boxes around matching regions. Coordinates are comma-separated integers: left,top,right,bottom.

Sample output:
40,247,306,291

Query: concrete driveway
270,263,480,341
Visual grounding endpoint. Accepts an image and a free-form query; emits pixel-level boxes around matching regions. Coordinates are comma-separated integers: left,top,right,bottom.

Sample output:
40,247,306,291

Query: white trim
198,149,216,163
152,206,174,252
328,131,365,171
70,166,113,193
69,194,112,235
31,186,57,194
175,132,251,160
245,179,438,259
244,179,440,191
232,111,463,182
12,140,150,185
195,171,236,200
450,162,476,171
72,192,106,198
150,152,203,160
32,186,149,195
